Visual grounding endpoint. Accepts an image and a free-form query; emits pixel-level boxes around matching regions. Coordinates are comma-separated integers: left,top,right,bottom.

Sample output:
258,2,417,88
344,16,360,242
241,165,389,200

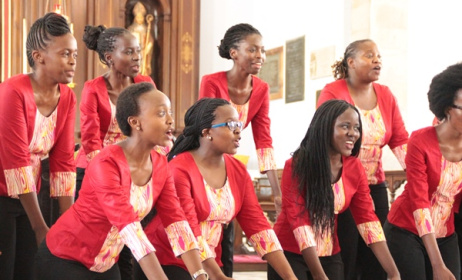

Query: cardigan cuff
86,150,100,162
4,166,36,197
293,225,317,252
413,208,434,237
392,144,407,170
256,148,277,173
357,221,386,245
165,220,198,257
196,235,215,261
50,171,76,197
120,222,156,261
248,229,282,257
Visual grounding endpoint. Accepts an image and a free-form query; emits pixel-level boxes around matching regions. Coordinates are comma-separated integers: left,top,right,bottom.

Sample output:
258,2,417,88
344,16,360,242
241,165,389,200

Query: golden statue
127,2,154,76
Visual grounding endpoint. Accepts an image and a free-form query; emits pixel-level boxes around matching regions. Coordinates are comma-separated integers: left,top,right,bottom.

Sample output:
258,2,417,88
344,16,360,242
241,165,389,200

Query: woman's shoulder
373,82,395,99
224,154,246,170
169,152,193,168
202,71,227,80
323,79,347,89
409,126,437,142
0,74,31,93
134,74,155,84
251,75,269,93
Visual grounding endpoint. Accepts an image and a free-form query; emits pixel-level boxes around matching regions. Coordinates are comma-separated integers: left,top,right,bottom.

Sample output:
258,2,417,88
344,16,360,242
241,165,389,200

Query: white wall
199,0,462,178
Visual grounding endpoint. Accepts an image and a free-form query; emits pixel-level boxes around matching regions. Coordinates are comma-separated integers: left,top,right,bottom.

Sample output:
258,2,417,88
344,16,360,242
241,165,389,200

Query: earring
207,135,212,140
136,126,141,131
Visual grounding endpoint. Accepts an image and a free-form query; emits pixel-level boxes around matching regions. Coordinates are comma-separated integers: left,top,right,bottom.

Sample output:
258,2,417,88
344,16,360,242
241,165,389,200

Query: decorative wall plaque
285,36,305,103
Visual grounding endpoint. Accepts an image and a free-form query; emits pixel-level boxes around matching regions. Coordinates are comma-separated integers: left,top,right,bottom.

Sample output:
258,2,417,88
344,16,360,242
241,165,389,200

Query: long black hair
167,98,230,161
292,99,362,235
26,12,71,68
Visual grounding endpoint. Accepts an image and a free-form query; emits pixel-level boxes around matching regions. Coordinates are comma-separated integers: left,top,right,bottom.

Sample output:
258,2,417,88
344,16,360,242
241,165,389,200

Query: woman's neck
105,71,133,92
346,76,373,95
329,152,343,183
227,67,252,90
119,137,152,166
190,146,224,169
29,71,59,96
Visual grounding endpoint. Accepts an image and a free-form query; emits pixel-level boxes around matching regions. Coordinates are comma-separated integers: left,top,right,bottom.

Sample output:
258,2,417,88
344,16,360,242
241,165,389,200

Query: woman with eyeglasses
138,98,297,280
199,24,280,276
317,39,409,280
384,63,462,280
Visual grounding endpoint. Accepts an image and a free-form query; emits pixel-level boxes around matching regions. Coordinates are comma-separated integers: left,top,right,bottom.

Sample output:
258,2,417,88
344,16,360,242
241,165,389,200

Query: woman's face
348,41,382,83
208,105,241,155
330,107,361,157
230,34,265,75
108,33,141,78
136,89,174,147
39,32,77,84
447,89,462,132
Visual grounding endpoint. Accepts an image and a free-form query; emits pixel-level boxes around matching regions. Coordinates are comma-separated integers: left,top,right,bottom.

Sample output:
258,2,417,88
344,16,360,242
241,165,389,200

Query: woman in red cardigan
270,99,399,280
35,83,207,280
75,24,156,200
76,25,159,279
139,98,296,280
317,39,409,280
0,13,77,280
385,63,462,279
199,23,281,276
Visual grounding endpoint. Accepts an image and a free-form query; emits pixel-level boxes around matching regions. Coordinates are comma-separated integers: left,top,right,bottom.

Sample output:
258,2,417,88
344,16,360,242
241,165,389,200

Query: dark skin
419,90,462,280
227,33,282,212
118,89,207,280
345,40,381,110
103,32,142,105
190,105,297,280
20,32,77,246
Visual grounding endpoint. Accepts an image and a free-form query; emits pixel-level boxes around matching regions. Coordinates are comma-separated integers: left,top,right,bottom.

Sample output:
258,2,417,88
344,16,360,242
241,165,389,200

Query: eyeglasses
452,104,462,110
211,121,243,131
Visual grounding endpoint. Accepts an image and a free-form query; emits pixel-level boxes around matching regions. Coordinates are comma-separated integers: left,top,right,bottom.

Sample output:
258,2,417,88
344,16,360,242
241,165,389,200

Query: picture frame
258,46,283,100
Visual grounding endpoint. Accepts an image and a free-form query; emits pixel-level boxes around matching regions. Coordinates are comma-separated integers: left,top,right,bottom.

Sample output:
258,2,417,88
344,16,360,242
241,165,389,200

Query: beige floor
233,271,266,280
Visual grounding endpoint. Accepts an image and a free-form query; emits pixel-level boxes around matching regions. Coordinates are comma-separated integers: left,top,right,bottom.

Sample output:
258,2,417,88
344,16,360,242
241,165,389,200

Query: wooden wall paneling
170,0,200,134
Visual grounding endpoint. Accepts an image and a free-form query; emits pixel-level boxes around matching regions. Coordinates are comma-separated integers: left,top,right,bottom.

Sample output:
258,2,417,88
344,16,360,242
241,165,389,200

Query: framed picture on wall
258,46,283,100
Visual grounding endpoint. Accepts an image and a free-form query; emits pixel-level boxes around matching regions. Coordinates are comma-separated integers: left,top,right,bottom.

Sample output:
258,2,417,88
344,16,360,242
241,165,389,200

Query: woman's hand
432,263,455,280
273,196,282,217
34,225,49,246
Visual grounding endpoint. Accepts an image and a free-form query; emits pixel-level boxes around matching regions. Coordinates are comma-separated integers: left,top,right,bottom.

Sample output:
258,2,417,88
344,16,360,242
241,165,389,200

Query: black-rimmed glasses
210,121,243,131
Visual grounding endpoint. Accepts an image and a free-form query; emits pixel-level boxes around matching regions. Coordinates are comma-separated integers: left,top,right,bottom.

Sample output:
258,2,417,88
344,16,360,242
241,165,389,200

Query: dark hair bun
218,39,231,59
82,25,106,50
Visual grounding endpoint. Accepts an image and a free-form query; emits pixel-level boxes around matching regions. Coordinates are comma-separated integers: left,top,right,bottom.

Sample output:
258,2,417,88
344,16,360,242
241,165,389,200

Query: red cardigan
199,72,273,154
0,74,76,197
47,145,191,270
144,152,275,268
274,156,380,256
317,79,408,183
76,75,154,168
388,126,462,237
